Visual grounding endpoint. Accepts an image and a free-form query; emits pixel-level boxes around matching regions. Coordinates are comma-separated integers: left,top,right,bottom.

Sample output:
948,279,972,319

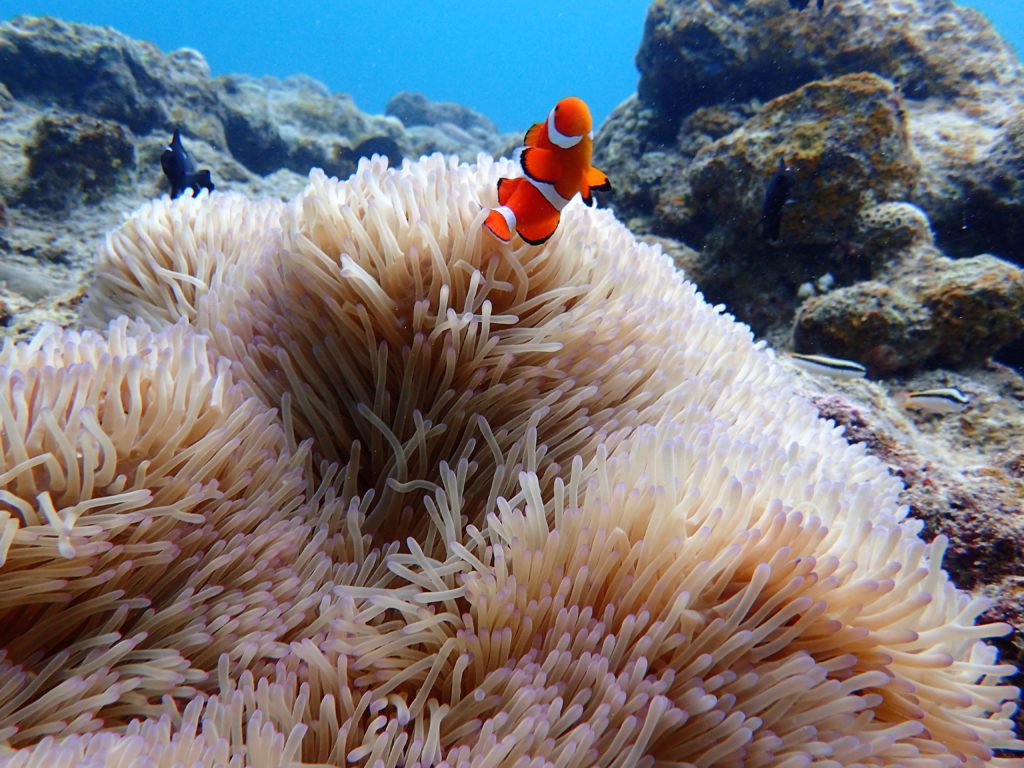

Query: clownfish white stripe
494,205,517,233
787,352,867,378
899,387,971,414
528,177,572,211
547,108,582,149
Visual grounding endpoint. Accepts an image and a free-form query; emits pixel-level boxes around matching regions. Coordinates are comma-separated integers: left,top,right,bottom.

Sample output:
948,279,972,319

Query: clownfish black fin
517,209,561,245
521,147,563,184
586,166,611,191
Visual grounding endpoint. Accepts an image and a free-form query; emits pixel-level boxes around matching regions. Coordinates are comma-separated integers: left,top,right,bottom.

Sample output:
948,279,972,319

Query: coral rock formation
795,251,1024,373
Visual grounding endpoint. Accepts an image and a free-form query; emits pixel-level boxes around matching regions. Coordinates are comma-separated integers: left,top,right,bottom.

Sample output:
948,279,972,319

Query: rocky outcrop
0,16,511,338
794,251,1024,372
595,0,1024,366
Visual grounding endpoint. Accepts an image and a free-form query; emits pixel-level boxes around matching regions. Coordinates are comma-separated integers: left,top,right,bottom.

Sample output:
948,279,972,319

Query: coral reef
853,201,934,257
794,253,1024,372
0,16,512,338
19,115,135,208
386,91,516,160
1,154,1018,765
686,73,920,248
595,0,1024,363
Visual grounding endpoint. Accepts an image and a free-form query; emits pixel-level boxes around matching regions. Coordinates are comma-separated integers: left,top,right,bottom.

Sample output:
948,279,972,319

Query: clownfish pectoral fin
523,121,543,147
496,176,522,206
585,166,611,191
580,167,611,207
517,208,561,245
521,147,563,184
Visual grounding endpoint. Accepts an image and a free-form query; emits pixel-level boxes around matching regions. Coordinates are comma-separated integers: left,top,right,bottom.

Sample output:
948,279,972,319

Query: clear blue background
1,1,1020,131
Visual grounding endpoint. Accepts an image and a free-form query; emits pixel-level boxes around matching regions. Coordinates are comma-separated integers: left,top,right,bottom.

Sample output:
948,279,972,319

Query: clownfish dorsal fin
521,147,563,184
523,121,543,147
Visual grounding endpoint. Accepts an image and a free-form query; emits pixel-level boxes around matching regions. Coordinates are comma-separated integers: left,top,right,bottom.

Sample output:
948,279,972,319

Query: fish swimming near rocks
484,96,611,245
787,352,867,379
760,157,797,241
897,387,971,414
161,129,214,199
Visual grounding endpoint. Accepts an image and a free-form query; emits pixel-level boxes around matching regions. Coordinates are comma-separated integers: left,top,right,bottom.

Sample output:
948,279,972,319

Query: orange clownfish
484,96,611,245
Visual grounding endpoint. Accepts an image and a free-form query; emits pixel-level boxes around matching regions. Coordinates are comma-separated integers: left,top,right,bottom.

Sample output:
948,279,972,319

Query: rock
386,91,519,160
687,73,919,247
615,73,921,347
635,0,1022,132
594,0,1024,353
913,104,1024,262
794,280,937,372
386,91,498,134
0,16,218,135
852,201,933,256
593,97,679,230
0,259,66,301
216,74,407,177
794,251,1024,372
918,254,1024,365
18,114,135,208
0,16,510,184
0,15,515,339
798,366,1024,682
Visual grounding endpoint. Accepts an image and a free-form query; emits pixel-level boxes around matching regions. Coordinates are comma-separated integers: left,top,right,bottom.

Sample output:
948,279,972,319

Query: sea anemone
0,319,343,746
3,154,1018,765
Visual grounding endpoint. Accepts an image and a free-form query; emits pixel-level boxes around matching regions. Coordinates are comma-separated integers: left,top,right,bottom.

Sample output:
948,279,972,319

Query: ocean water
2,0,1020,132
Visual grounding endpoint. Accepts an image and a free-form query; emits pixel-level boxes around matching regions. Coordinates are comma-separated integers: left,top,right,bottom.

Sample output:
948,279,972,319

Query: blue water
2,0,1021,132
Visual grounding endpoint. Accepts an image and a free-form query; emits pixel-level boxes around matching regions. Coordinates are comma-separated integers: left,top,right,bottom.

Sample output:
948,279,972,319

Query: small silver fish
787,352,867,379
898,387,971,414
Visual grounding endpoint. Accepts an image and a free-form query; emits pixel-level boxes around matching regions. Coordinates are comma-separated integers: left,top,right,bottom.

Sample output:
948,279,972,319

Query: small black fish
787,0,824,10
161,129,214,199
759,157,797,241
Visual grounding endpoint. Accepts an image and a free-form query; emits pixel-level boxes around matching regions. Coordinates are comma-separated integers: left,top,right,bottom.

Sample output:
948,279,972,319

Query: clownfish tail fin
484,206,515,242
517,209,561,245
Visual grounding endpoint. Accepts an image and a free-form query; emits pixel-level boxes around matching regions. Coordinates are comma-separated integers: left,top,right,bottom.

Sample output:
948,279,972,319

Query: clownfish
484,96,611,245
